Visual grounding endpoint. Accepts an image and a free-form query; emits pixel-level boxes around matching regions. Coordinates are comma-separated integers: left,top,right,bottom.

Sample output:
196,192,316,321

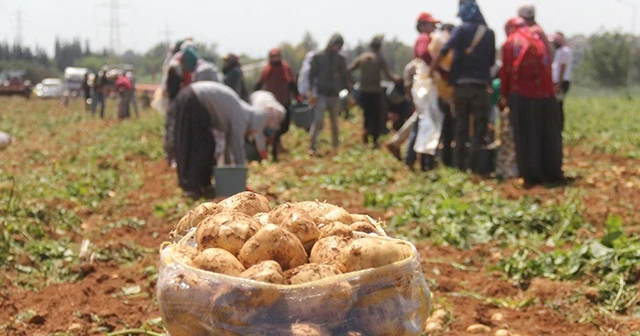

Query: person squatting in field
171,81,284,199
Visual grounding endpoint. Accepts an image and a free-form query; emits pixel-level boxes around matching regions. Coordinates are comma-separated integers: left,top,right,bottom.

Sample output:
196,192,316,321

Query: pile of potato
160,192,426,336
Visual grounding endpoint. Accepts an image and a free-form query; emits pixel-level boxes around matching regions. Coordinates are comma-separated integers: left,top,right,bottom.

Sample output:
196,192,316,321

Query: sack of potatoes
157,192,431,336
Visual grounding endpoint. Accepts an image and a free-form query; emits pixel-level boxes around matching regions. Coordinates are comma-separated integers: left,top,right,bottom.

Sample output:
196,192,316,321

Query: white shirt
552,46,573,83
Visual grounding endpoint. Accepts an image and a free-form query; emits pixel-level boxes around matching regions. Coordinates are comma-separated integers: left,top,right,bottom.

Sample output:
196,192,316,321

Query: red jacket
500,28,554,99
115,75,133,91
256,61,296,106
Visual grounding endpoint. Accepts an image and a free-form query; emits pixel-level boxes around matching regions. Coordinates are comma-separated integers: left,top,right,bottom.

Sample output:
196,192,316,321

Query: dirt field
1,98,639,336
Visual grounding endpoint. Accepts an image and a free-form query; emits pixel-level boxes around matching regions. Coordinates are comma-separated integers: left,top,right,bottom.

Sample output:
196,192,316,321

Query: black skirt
173,86,215,194
509,93,564,185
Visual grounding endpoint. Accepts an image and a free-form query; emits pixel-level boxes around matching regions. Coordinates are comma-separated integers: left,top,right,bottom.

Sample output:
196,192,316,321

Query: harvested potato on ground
218,191,271,216
172,245,199,266
192,248,245,276
319,222,354,239
239,261,285,284
337,238,411,273
268,203,320,250
309,236,351,267
253,212,270,226
195,212,262,255
350,221,380,235
295,201,353,225
173,202,223,237
238,224,308,270
284,263,342,285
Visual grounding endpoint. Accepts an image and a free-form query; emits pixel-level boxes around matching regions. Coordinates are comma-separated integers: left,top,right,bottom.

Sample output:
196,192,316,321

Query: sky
0,0,638,58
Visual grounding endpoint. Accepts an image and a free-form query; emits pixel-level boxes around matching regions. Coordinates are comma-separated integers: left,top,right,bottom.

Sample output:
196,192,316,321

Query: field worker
500,17,564,187
518,3,551,50
431,23,456,168
222,54,249,101
255,48,302,161
172,81,284,199
82,72,91,112
430,0,496,173
386,12,439,161
115,72,134,119
348,35,398,149
307,33,348,156
91,66,109,118
550,32,573,131
126,71,140,117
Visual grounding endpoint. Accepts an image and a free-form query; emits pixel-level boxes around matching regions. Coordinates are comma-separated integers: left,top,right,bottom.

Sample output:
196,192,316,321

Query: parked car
34,78,64,99
0,70,32,98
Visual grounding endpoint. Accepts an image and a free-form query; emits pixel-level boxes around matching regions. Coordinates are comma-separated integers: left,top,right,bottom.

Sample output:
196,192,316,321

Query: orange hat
268,48,281,57
417,12,440,24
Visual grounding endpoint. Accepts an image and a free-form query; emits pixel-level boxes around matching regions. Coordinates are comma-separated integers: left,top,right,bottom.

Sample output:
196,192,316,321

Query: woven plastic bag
157,231,430,336
412,59,444,156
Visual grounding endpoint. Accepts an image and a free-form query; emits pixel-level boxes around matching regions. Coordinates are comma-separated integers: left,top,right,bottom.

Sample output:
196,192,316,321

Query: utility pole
16,9,23,46
109,0,122,55
616,0,638,89
162,23,173,49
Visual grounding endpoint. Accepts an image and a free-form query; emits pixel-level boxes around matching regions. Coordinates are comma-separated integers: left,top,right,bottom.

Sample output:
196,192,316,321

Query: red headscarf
504,17,526,36
260,48,293,83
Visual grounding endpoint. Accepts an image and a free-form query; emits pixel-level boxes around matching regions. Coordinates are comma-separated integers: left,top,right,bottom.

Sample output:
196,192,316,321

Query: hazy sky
1,0,638,57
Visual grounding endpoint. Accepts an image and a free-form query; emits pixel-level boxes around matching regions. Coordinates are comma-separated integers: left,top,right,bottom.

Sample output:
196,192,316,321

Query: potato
337,238,411,273
354,294,414,336
210,282,282,329
284,263,342,285
172,202,223,237
288,323,332,336
239,260,285,284
192,248,245,276
195,212,262,255
309,236,351,267
284,281,355,327
172,245,199,266
238,224,308,270
319,222,354,239
350,221,380,235
268,203,320,250
253,212,270,226
294,201,353,225
218,191,271,216
350,213,375,224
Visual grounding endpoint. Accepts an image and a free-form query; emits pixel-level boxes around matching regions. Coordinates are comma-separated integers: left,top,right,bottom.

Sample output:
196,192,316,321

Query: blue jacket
440,22,496,86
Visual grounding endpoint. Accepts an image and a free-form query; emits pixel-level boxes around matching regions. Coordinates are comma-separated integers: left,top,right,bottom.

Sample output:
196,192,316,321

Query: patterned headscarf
504,17,526,36
458,0,486,24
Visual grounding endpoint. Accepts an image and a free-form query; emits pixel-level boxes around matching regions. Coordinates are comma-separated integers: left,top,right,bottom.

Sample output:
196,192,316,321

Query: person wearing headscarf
430,0,495,173
500,17,564,186
517,4,551,50
348,35,397,148
115,71,134,119
254,48,302,161
172,81,284,199
307,33,348,156
550,32,573,131
222,54,249,101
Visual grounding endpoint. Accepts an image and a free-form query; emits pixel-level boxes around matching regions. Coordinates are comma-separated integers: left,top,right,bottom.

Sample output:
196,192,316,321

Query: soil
1,102,639,336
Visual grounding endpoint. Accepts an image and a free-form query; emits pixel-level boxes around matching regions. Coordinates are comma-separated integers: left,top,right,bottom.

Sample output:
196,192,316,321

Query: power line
109,0,122,55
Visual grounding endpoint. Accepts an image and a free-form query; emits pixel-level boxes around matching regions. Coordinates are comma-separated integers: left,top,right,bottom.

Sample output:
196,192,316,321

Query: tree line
0,30,638,89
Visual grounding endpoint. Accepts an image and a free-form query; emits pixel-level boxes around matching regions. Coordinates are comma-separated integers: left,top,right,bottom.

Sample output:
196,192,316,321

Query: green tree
581,30,639,87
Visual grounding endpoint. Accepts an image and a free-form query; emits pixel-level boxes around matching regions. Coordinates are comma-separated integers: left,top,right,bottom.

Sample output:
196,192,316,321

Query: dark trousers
360,92,383,145
174,88,215,194
558,81,570,131
438,99,456,167
453,83,489,172
272,104,291,161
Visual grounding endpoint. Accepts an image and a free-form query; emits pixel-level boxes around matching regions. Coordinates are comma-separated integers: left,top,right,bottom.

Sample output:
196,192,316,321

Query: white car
34,78,64,98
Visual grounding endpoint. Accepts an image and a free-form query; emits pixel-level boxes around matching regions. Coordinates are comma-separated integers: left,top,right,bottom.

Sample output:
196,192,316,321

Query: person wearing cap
171,81,284,199
500,17,563,186
254,48,302,161
430,0,496,173
307,33,348,156
517,4,551,49
223,54,249,102
385,12,440,161
348,35,398,148
550,32,572,131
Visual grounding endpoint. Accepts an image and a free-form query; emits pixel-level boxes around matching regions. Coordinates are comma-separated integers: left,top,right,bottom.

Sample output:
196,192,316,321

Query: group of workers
82,67,140,120
157,0,574,197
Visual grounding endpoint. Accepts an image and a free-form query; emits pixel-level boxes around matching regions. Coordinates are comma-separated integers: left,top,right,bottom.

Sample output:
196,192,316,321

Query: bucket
214,166,248,197
292,103,314,130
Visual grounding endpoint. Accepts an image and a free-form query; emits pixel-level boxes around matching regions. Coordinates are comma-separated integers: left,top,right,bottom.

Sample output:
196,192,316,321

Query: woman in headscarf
500,17,564,186
172,81,284,199
254,48,302,161
222,54,249,101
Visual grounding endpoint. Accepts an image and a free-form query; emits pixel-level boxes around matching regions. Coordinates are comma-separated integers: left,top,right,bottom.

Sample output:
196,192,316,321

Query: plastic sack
157,232,430,336
0,131,13,150
151,87,170,115
411,60,444,156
